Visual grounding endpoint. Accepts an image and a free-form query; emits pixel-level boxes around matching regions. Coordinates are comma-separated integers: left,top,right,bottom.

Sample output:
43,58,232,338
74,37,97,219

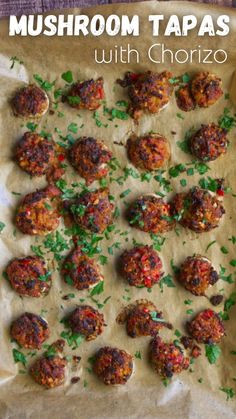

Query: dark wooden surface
0,0,235,17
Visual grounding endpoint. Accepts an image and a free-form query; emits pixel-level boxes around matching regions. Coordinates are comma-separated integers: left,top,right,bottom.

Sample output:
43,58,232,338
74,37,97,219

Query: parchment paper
0,2,236,418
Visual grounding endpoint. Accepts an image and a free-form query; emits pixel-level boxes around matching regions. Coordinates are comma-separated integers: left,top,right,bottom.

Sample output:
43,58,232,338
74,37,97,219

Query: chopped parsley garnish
0,222,5,233
150,311,166,322
56,179,77,200
186,309,194,315
116,100,128,107
219,293,236,321
229,236,236,244
205,240,216,253
169,164,185,178
61,70,73,84
108,242,121,255
219,387,235,401
199,177,219,192
177,127,195,154
104,106,129,121
169,77,179,84
141,172,152,182
182,73,191,83
180,179,187,187
150,233,166,252
175,329,181,337
54,88,63,100
176,112,184,120
33,74,55,91
99,255,108,265
134,351,142,359
68,122,78,134
170,259,180,275
67,96,81,106
162,378,170,387
43,231,69,261
10,56,23,69
60,330,84,349
120,189,131,199
43,344,57,358
93,111,103,127
224,292,236,313
154,171,172,192
89,281,104,297
159,274,176,292
26,122,38,132
31,245,44,257
221,246,229,254
205,344,221,364
219,265,234,284
38,271,51,282
218,108,236,131
12,349,27,367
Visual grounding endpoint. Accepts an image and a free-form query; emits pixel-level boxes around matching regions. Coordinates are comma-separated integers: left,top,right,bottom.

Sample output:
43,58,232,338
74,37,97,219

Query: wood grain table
0,0,235,18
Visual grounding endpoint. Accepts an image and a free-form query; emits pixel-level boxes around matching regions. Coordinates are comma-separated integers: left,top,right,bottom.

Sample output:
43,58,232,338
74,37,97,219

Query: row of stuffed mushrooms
12,70,223,122
10,301,225,388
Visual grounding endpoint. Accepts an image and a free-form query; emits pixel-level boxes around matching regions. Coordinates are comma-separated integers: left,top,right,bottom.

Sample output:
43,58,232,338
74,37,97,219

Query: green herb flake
89,281,104,297
150,233,166,252
26,122,38,132
205,240,216,253
205,344,221,364
180,178,187,187
218,108,236,132
150,311,167,323
219,265,234,284
99,255,108,265
169,77,179,84
219,387,235,401
229,236,236,244
54,88,63,100
159,274,176,292
170,259,180,275
10,56,23,69
67,96,81,106
120,189,131,199
141,172,152,182
12,349,27,367
169,164,185,178
33,74,55,91
61,70,73,84
186,309,194,315
174,329,182,337
31,245,44,257
199,177,219,192
116,100,128,107
0,222,5,233
182,73,191,83
110,108,129,120
134,350,142,359
60,330,84,348
221,246,229,255
68,122,78,134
